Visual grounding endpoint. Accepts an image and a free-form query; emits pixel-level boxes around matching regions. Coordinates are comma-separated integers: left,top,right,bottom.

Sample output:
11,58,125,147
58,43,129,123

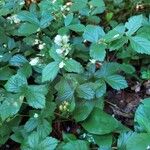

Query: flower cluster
59,101,70,112
33,39,46,50
7,15,20,24
54,35,71,56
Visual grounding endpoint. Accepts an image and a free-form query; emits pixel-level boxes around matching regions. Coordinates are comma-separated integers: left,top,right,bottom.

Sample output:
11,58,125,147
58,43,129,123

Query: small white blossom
56,49,63,54
37,28,40,32
19,1,25,5
34,113,39,118
11,15,20,24
113,34,120,39
90,59,96,64
52,0,56,3
13,102,18,107
29,57,40,66
38,43,46,50
62,35,69,44
54,35,62,46
147,145,150,150
64,49,69,56
0,55,3,58
34,39,40,45
3,44,7,48
59,61,65,68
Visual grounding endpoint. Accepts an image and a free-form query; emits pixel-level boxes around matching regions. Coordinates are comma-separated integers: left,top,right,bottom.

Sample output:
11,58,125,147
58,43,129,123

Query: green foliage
0,0,150,149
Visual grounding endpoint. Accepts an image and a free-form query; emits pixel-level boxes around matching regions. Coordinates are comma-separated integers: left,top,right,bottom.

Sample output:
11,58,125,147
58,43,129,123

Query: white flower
90,59,96,64
29,57,40,66
62,35,69,44
13,102,18,107
147,145,150,150
12,15,20,23
38,43,46,50
113,34,120,39
0,55,3,58
64,49,69,56
34,113,39,118
52,0,56,3
54,35,62,46
34,39,40,45
19,1,25,5
3,44,7,48
56,49,63,54
59,61,65,68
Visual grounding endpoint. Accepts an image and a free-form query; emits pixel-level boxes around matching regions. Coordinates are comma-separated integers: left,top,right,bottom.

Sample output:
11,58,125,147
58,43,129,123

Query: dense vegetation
0,0,150,149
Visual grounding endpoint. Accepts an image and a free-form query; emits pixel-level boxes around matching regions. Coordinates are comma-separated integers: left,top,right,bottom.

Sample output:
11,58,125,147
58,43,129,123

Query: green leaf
120,63,135,74
130,36,150,54
17,11,39,25
5,74,27,93
135,98,150,132
0,66,14,81
95,81,106,98
118,132,150,150
0,94,23,121
70,0,88,11
64,13,73,26
62,140,89,150
125,15,143,35
90,43,106,61
68,24,85,32
42,62,59,82
9,54,28,67
141,70,150,80
40,13,53,28
18,23,39,36
24,85,48,109
22,132,58,150
83,25,105,43
82,107,119,134
76,83,95,100
55,78,76,101
93,134,112,147
105,75,128,90
64,59,83,73
72,101,94,122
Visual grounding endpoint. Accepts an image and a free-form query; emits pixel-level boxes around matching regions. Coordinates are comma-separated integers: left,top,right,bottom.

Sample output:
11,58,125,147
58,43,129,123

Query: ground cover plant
0,0,150,149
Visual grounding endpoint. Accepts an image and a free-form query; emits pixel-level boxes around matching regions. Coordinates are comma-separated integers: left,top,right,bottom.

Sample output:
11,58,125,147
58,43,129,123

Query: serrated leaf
83,25,105,43
40,13,53,28
130,36,150,55
24,85,48,109
90,43,106,61
64,13,73,26
18,23,39,36
76,83,95,100
42,62,59,82
125,15,143,35
68,24,85,32
22,132,58,150
0,94,23,121
135,98,150,132
64,59,83,73
118,132,150,150
9,54,28,67
105,75,128,90
17,11,39,25
5,74,27,93
55,78,76,101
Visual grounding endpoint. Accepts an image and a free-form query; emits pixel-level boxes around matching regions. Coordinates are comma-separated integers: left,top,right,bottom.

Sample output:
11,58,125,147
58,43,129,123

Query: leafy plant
0,0,150,149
